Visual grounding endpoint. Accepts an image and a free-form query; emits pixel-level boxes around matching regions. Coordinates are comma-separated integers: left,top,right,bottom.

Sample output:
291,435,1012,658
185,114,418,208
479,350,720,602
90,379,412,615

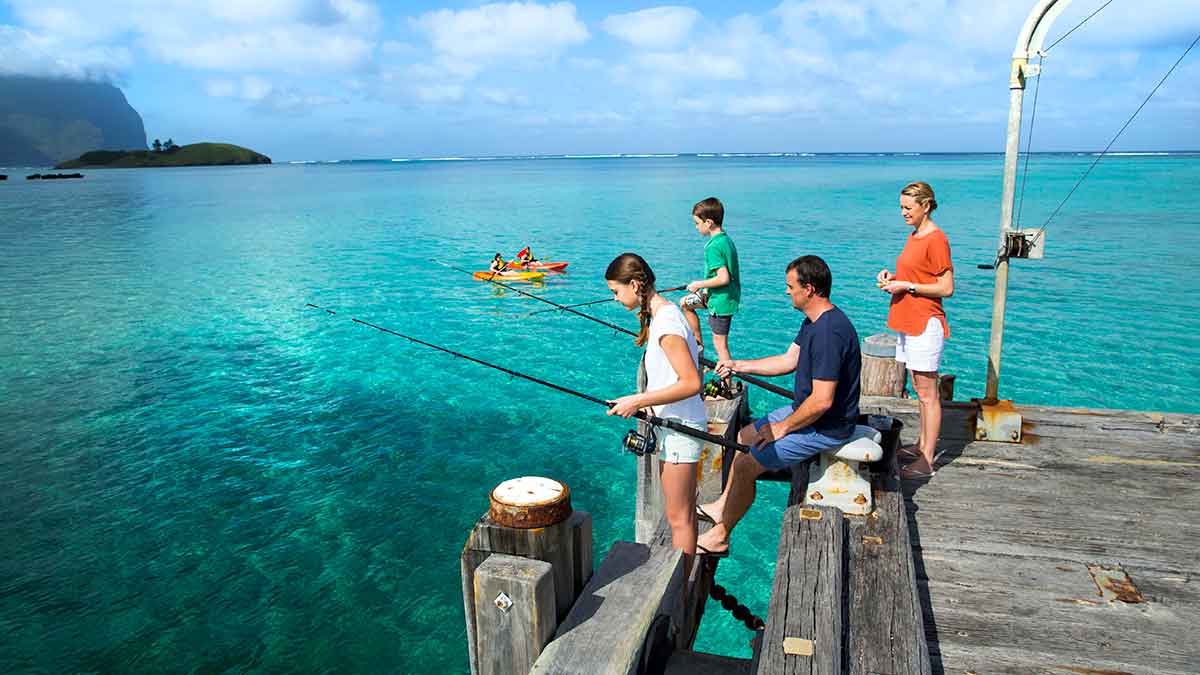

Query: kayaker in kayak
489,253,509,274
516,246,536,264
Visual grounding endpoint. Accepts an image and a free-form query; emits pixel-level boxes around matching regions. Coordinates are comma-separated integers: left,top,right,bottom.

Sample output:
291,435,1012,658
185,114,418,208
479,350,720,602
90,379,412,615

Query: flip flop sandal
696,505,719,525
898,445,945,463
899,464,937,480
696,543,730,559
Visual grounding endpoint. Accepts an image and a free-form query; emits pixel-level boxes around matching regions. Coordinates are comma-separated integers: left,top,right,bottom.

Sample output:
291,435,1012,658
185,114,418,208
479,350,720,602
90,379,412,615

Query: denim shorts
749,405,848,471
658,419,705,464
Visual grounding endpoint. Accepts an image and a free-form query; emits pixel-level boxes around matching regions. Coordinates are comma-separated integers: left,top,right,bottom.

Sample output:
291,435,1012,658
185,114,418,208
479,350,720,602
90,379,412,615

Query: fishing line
432,259,795,400
304,302,750,453
527,286,687,316
1029,30,1199,245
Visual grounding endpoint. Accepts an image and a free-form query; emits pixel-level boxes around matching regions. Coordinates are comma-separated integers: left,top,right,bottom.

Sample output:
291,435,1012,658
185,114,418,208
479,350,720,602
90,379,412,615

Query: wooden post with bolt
460,476,592,675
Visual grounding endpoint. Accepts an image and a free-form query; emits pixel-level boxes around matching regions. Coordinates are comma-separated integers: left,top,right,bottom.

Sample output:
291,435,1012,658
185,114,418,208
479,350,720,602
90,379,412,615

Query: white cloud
204,76,275,101
634,51,746,81
204,79,237,98
414,83,466,103
479,88,528,106
203,74,338,115
727,94,810,117
601,6,701,49
4,0,381,77
0,25,131,80
412,2,589,78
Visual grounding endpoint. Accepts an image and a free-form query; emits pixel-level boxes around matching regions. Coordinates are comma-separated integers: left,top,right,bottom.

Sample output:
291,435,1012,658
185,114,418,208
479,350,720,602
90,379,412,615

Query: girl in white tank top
605,253,706,561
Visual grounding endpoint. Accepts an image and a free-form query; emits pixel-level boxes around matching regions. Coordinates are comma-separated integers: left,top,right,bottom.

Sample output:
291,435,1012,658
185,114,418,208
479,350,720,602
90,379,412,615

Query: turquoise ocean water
2,154,1198,672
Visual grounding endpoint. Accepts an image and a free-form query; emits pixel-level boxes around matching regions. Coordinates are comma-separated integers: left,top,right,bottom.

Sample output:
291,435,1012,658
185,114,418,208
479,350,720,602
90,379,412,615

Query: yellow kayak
473,270,546,283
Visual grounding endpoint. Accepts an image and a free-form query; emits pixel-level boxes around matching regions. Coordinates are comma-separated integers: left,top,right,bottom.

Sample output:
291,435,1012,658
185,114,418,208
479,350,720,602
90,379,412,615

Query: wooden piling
474,554,557,675
861,333,906,397
461,477,592,675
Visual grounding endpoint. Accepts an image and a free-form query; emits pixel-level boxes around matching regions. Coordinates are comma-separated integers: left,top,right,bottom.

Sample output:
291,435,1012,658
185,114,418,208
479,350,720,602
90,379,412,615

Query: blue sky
1,1,1197,160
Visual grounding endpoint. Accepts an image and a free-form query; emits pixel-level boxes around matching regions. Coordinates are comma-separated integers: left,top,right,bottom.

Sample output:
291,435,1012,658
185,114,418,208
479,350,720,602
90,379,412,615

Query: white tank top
644,302,707,424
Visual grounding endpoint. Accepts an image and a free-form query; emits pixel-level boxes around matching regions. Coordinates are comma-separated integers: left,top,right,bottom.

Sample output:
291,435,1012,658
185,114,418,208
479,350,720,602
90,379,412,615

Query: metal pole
984,65,1026,403
983,0,1072,404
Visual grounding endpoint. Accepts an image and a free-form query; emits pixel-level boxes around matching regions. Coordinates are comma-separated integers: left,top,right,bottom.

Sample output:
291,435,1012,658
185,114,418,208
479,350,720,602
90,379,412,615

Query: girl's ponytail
605,252,657,347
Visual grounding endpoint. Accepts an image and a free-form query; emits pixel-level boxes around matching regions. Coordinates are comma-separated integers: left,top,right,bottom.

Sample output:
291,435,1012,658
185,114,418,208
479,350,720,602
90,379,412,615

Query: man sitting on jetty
696,255,861,557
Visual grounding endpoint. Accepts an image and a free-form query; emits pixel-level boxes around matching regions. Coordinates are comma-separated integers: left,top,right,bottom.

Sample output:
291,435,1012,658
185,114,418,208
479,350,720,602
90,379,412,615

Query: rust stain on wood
1087,565,1145,604
862,535,884,545
1055,667,1134,675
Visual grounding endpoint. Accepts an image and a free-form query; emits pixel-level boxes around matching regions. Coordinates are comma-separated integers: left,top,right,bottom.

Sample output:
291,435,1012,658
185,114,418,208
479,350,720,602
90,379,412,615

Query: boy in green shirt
681,197,740,363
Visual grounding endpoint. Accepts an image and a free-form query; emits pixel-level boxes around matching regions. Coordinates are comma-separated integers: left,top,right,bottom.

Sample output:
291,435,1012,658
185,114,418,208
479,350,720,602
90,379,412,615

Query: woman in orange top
876,182,954,480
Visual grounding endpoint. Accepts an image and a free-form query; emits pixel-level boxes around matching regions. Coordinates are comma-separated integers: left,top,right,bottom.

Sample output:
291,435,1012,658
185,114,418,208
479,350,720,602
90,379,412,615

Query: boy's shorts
708,314,732,336
749,405,848,471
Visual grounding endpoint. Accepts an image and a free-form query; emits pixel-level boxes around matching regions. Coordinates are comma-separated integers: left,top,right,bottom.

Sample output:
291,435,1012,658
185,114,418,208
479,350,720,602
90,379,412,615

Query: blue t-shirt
791,306,861,439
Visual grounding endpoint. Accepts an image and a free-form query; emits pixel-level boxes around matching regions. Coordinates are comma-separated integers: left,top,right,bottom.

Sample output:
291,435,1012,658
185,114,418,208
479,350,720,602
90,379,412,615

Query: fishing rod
433,259,795,400
304,302,750,454
526,286,687,316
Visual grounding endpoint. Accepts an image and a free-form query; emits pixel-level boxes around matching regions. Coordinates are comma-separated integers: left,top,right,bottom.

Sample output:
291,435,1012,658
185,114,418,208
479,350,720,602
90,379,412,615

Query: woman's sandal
696,504,720,525
898,444,945,463
899,462,937,480
696,543,730,559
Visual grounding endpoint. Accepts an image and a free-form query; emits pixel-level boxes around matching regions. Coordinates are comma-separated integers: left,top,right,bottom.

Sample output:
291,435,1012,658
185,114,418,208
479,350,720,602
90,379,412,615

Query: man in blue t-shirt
695,255,861,558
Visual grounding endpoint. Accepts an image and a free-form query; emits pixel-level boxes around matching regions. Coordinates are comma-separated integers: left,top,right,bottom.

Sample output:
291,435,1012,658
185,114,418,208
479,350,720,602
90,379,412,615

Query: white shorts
658,420,705,464
895,317,944,373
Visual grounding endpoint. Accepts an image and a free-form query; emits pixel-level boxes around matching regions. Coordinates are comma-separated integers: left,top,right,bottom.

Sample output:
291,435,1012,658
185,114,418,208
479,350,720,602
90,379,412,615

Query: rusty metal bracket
974,399,1023,443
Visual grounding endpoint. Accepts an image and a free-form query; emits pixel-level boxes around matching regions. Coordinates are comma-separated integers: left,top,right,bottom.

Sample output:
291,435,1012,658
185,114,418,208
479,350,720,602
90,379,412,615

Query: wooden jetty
460,374,1199,674
862,395,1200,674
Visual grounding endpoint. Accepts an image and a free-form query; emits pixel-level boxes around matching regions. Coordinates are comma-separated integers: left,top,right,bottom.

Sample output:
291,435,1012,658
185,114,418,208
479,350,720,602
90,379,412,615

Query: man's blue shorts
750,405,848,471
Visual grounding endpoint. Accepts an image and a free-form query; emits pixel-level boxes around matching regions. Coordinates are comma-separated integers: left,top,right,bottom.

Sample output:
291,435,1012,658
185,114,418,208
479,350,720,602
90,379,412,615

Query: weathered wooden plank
531,541,684,675
757,504,844,675
474,554,557,675
861,396,1200,456
664,649,754,674
845,486,931,675
907,432,1200,467
903,461,1200,572
929,641,1194,675
913,549,1200,674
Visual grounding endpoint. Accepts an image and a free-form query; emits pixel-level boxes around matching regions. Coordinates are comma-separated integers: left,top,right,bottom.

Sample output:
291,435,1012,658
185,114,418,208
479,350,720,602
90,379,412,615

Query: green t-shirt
703,231,740,316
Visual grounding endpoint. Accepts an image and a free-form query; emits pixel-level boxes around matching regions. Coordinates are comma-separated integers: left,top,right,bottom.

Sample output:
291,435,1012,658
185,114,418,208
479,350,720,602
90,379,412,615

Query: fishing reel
622,425,658,456
702,376,742,400
681,289,709,309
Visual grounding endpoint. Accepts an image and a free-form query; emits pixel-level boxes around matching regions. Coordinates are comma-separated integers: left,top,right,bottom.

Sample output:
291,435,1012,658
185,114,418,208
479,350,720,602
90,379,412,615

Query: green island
56,142,271,169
